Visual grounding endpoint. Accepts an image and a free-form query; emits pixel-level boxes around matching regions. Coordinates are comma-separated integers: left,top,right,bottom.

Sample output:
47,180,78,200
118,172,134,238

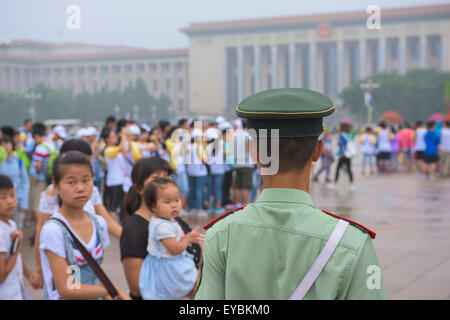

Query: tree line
0,79,174,127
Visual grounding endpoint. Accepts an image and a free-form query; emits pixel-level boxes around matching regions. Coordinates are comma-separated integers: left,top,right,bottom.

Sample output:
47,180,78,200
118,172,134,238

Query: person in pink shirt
397,122,415,171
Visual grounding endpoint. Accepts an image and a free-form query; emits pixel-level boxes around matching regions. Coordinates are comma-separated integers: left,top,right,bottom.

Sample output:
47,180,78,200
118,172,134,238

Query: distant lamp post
151,105,157,124
114,105,120,119
360,78,380,125
133,105,139,122
25,92,42,122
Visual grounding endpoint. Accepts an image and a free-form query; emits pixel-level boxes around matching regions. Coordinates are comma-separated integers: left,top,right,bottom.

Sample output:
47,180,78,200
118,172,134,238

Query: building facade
0,40,189,117
182,3,450,118
1,4,450,119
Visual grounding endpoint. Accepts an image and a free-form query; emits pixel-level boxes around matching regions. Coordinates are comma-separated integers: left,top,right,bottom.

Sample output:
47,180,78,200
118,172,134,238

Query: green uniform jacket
195,188,389,300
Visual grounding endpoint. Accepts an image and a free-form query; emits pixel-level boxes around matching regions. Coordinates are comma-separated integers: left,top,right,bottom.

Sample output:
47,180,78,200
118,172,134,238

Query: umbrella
381,111,403,125
340,118,353,125
446,112,450,121
428,113,445,122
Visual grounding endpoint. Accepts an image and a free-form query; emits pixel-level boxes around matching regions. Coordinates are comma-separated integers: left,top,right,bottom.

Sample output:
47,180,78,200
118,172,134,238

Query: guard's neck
261,164,311,193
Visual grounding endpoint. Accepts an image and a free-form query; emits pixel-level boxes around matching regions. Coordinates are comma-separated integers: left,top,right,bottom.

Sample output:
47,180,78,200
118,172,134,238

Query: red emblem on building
318,23,332,38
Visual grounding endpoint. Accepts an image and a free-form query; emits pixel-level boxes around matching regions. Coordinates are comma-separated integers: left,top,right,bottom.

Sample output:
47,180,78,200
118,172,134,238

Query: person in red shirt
397,122,415,172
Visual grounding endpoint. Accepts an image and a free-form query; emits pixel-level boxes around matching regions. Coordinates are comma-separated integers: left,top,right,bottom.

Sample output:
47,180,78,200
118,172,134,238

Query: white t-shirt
39,212,110,300
147,217,184,259
377,129,392,152
104,147,127,187
233,129,254,168
205,140,226,175
0,219,24,300
186,143,207,177
414,128,427,151
440,128,450,152
172,142,186,173
360,133,375,155
39,185,102,216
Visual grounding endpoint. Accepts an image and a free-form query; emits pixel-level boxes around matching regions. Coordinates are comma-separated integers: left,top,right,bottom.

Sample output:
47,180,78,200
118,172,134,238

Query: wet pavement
21,146,450,300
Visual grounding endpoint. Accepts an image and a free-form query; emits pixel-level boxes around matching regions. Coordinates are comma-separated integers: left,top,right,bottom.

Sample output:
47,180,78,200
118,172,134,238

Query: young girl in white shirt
39,151,129,300
139,177,204,300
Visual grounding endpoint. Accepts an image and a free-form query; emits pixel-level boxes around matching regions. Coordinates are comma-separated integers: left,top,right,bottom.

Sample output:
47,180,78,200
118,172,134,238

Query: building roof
0,39,188,64
181,3,450,35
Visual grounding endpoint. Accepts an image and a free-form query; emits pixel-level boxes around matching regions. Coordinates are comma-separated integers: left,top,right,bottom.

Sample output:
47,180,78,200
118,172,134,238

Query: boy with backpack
0,137,30,231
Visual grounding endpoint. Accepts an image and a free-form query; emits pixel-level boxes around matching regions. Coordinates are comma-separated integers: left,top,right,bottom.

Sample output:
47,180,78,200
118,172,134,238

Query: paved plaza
21,151,450,300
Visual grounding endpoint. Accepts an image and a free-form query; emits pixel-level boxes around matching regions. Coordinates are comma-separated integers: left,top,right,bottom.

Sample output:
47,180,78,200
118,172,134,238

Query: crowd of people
0,115,261,300
312,119,450,190
0,114,448,300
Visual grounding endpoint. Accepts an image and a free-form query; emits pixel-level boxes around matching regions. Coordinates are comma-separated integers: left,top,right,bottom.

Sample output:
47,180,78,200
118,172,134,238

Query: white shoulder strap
289,219,349,300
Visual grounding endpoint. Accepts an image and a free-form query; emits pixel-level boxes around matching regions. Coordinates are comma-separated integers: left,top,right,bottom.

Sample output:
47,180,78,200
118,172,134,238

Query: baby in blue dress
139,177,204,300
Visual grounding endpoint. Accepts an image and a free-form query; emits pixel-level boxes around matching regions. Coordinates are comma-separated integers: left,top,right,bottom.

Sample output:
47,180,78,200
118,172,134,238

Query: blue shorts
362,154,374,165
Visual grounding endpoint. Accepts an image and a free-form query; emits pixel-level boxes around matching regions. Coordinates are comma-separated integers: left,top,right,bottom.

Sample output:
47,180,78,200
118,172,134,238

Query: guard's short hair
256,136,319,173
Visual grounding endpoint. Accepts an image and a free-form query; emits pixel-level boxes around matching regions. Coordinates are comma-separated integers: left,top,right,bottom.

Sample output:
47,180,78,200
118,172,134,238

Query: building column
237,46,244,102
271,45,278,89
337,41,344,93
359,39,366,79
378,38,386,72
288,43,296,88
441,35,447,71
419,35,427,69
222,48,228,112
399,37,406,74
309,43,316,91
254,46,261,93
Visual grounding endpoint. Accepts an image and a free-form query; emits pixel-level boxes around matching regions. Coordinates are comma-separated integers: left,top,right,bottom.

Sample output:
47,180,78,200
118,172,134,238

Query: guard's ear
311,139,324,162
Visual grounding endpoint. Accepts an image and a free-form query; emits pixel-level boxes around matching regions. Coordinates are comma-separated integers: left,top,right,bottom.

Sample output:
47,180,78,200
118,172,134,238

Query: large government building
1,3,449,119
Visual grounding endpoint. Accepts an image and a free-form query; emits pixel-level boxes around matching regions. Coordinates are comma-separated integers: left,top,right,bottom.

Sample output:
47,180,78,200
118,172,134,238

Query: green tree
340,69,450,124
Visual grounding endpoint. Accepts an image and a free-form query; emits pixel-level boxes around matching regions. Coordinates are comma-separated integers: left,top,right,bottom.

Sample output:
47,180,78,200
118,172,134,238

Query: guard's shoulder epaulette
203,206,247,230
322,209,376,239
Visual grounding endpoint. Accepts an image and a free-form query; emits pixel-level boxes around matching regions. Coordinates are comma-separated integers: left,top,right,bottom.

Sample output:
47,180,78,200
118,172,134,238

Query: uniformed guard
195,88,389,300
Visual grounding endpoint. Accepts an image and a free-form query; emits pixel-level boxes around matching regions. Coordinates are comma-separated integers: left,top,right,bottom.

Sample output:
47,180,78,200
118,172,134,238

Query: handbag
344,140,357,158
51,217,121,300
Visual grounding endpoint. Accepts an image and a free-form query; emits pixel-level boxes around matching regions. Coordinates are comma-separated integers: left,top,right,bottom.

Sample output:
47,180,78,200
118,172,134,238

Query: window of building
430,37,441,58
125,64,132,73
137,64,145,73
178,99,184,111
77,66,85,75
163,63,170,71
166,79,171,91
175,62,183,71
410,41,420,59
150,63,158,72
178,78,183,91
153,79,158,91
390,42,399,59
101,65,109,74
117,81,121,91
89,66,97,74
66,67,73,76
113,65,121,74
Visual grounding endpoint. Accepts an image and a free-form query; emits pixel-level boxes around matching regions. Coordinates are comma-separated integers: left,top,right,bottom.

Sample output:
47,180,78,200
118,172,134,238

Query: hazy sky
0,0,447,49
